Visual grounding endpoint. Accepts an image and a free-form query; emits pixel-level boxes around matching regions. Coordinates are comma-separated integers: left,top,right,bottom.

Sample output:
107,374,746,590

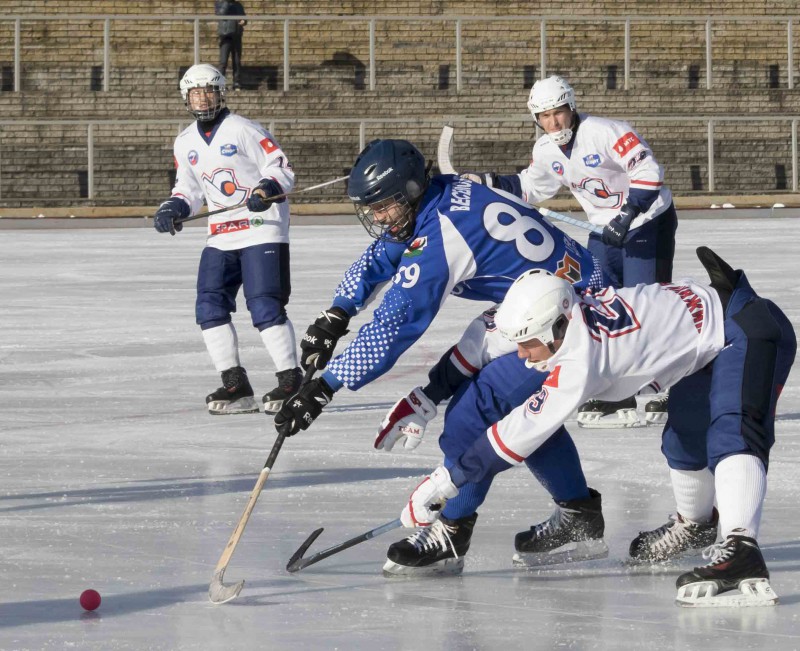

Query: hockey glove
601,204,638,247
300,307,351,370
154,197,190,235
460,172,498,187
400,466,459,528
246,178,284,212
374,387,437,452
274,377,334,436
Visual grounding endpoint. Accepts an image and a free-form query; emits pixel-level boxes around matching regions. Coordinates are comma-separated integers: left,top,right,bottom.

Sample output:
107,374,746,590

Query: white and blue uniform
320,176,605,392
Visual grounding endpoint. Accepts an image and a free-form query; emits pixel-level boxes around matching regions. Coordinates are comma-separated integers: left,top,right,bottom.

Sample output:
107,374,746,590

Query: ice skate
205,366,259,415
513,488,608,567
644,395,669,426
262,366,302,414
675,533,778,607
576,396,640,428
382,513,477,577
628,509,718,563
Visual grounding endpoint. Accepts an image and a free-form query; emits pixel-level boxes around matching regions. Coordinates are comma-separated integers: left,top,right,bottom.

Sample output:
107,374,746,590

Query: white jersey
488,280,725,466
518,114,672,228
171,112,296,251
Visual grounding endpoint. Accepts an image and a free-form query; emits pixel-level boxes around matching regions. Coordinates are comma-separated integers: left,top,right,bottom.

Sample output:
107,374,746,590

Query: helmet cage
184,86,225,121
354,192,417,243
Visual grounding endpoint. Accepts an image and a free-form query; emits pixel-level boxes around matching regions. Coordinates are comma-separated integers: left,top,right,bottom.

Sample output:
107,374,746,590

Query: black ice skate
576,396,640,428
382,513,477,577
513,488,608,567
262,366,303,414
206,366,259,415
628,509,718,563
644,395,669,426
675,532,778,607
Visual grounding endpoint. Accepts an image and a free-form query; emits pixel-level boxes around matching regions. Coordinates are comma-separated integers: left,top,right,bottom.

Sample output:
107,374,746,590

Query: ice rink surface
1,216,799,650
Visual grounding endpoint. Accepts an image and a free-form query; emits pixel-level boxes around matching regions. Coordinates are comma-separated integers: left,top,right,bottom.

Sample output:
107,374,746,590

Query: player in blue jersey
273,139,611,575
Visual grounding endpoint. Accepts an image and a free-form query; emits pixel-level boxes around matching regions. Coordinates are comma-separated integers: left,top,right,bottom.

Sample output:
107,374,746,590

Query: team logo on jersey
403,236,428,258
220,144,238,157
627,150,649,171
202,168,249,208
613,132,641,156
583,154,601,167
188,150,199,166
555,253,582,284
552,161,564,176
573,177,623,209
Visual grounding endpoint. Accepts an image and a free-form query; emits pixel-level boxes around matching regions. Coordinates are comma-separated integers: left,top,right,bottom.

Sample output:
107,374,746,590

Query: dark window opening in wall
90,66,102,91
167,169,177,191
775,163,787,190
523,65,536,88
688,65,700,89
438,65,450,90
77,170,89,198
690,165,702,190
769,64,780,89
1,65,14,91
606,65,617,90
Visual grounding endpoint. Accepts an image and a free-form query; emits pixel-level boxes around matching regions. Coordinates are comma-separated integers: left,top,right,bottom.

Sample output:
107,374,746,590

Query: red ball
80,589,101,611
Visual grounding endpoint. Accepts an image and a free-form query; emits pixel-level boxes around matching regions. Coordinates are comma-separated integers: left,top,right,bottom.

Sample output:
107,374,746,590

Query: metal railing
0,115,799,200
0,14,797,92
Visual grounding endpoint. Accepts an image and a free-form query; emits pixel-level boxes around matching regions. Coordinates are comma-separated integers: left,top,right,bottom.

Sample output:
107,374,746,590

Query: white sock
714,454,766,539
260,320,298,372
670,467,716,523
202,323,240,372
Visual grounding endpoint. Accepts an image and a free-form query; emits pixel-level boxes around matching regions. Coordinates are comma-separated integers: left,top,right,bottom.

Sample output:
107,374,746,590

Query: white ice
1,215,799,650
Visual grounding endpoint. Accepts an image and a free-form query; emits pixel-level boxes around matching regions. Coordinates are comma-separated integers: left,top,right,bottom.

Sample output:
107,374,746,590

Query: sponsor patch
555,253,582,284
583,154,601,167
403,236,428,257
627,150,649,171
543,365,561,388
188,150,199,166
210,218,250,235
220,144,238,157
552,161,564,176
260,137,278,153
613,131,640,157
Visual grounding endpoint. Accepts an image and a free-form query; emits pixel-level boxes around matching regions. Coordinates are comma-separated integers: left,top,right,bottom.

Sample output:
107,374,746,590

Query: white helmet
495,270,575,346
527,75,576,146
180,64,226,121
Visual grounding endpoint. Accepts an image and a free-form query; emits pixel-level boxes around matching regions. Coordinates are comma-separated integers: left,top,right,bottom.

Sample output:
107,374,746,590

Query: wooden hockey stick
208,366,315,605
286,518,403,573
435,125,602,235
173,174,350,225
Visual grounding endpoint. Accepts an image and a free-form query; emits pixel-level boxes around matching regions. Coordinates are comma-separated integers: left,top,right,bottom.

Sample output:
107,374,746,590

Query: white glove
400,466,459,528
374,387,437,452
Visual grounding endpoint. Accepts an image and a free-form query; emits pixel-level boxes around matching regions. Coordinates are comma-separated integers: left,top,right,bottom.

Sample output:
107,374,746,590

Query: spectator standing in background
216,0,247,91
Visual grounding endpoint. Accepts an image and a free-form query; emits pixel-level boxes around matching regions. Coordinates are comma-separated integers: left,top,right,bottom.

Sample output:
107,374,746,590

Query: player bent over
153,64,302,415
272,138,613,572
398,251,795,606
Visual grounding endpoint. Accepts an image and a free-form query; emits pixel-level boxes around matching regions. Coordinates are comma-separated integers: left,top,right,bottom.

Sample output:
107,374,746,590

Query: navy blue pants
196,243,291,331
439,352,588,520
663,272,796,472
588,203,677,287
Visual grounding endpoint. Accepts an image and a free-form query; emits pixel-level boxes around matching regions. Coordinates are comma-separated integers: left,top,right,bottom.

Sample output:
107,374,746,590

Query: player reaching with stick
153,64,302,416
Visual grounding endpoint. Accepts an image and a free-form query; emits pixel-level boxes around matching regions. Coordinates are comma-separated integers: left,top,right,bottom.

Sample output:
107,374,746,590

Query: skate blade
512,539,609,567
576,408,641,429
207,396,260,415
262,398,285,415
675,578,779,608
382,557,464,578
644,411,668,426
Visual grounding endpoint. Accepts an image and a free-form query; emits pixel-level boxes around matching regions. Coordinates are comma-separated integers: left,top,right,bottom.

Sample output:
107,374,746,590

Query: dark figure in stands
216,0,247,90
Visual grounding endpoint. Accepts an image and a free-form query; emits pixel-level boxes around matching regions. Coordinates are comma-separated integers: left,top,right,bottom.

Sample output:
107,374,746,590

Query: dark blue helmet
347,139,428,242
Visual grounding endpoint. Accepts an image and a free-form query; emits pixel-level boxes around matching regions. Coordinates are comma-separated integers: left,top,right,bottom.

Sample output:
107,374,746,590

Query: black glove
246,178,285,212
274,378,334,436
154,198,190,235
601,204,638,247
300,307,350,370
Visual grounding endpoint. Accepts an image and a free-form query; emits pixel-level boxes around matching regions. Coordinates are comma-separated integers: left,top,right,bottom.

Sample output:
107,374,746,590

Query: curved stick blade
286,527,325,573
208,568,245,604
